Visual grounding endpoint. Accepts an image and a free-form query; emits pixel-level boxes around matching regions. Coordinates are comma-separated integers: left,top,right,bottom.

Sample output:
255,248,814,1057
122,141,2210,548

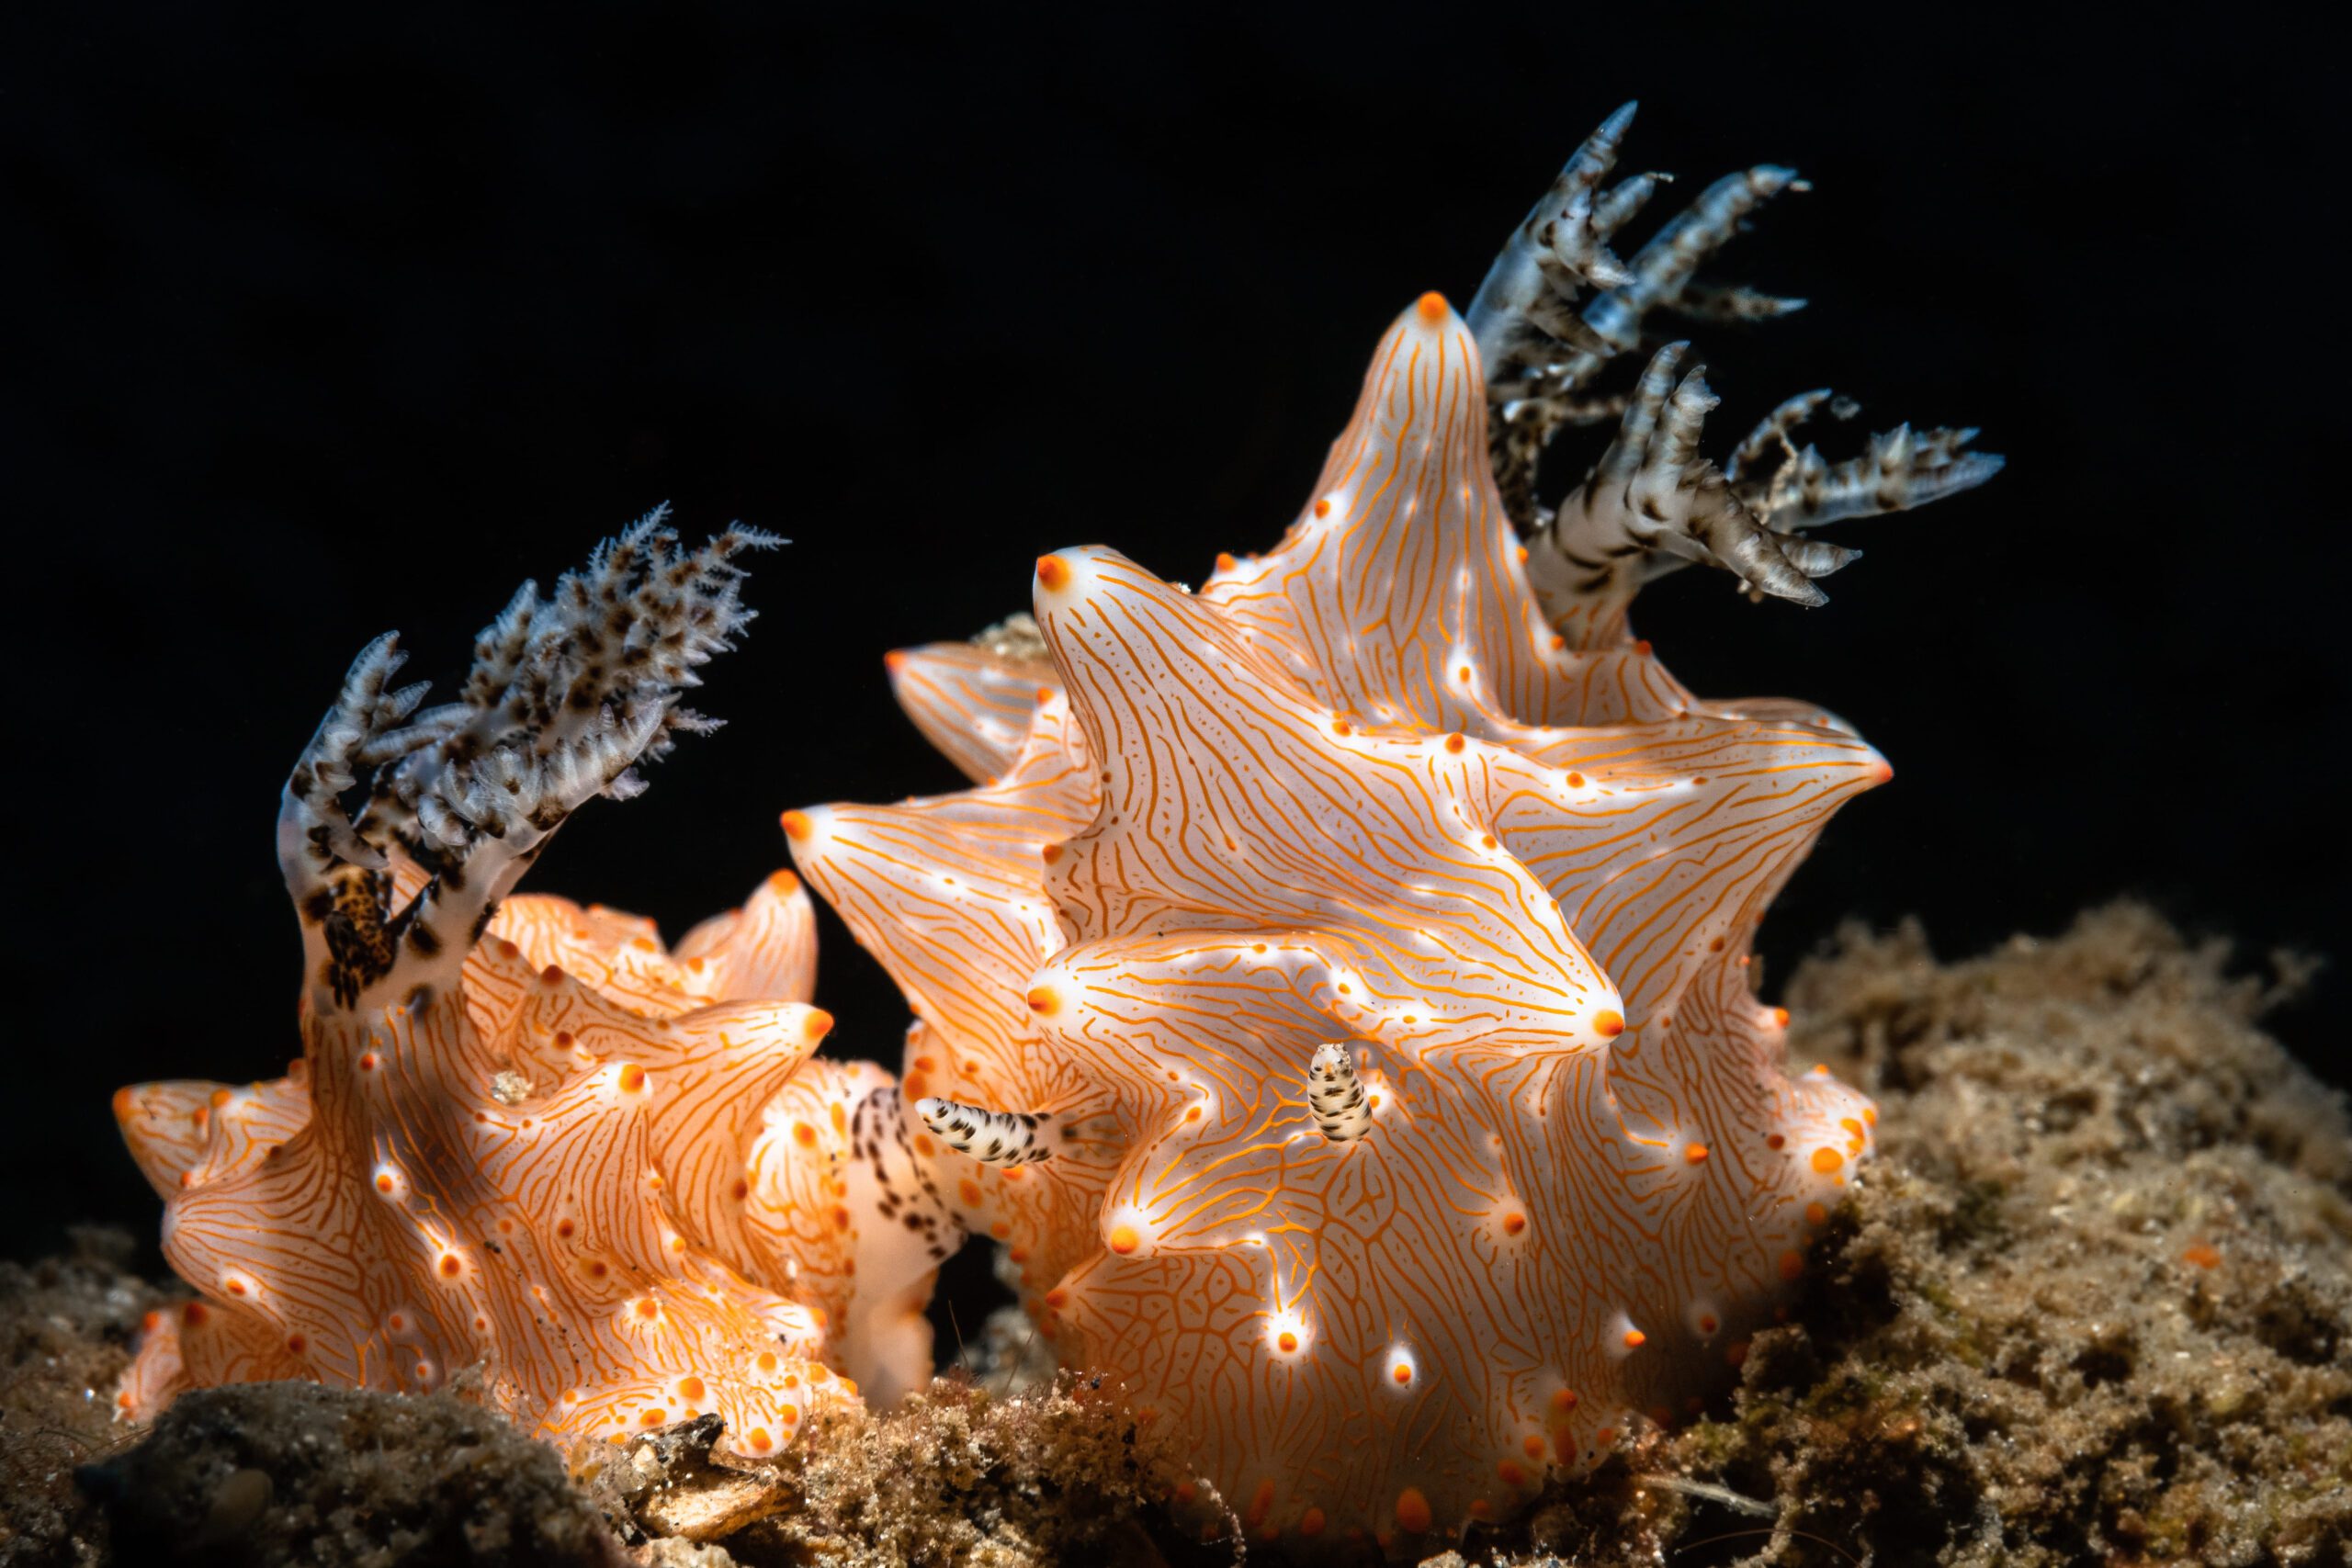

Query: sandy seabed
4,904,2345,1568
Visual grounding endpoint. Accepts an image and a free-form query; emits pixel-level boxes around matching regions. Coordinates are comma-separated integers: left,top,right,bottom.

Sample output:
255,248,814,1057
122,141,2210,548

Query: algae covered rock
79,1381,627,1568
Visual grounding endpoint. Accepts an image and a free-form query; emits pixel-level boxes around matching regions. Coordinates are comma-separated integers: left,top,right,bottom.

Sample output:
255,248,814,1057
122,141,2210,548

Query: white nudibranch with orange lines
110,514,916,1455
783,103,1996,1551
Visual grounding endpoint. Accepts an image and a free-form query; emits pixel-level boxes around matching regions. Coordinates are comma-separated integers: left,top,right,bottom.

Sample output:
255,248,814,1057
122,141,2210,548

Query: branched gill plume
280,508,780,1012
1464,103,2000,643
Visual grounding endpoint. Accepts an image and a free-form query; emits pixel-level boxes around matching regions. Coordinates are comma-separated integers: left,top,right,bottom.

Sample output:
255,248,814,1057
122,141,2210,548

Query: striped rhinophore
916,1097,1056,1166
1306,1044,1374,1145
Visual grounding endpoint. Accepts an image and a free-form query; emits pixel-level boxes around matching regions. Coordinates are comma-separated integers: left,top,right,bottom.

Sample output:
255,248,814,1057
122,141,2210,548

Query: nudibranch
113,514,869,1459
787,107,1998,1548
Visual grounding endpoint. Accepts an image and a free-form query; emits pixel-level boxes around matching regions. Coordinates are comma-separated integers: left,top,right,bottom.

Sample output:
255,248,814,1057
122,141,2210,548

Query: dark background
6,1,2345,1306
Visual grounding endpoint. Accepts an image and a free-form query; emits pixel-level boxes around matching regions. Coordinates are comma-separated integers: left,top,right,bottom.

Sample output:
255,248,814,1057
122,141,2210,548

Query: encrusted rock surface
80,1381,626,1567
1475,904,2351,1568
0,1230,167,1567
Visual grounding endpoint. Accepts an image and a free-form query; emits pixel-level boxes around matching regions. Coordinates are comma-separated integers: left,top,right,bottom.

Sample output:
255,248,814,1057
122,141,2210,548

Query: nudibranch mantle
790,107,1995,1544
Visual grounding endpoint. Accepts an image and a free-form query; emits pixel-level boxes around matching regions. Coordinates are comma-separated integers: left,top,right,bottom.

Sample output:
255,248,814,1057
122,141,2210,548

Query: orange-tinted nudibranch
782,105,1997,1548
113,513,888,1456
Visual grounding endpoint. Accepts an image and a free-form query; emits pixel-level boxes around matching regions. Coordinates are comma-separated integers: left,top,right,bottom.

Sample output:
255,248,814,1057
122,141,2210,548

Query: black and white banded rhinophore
1306,1043,1374,1143
914,1097,1053,1166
